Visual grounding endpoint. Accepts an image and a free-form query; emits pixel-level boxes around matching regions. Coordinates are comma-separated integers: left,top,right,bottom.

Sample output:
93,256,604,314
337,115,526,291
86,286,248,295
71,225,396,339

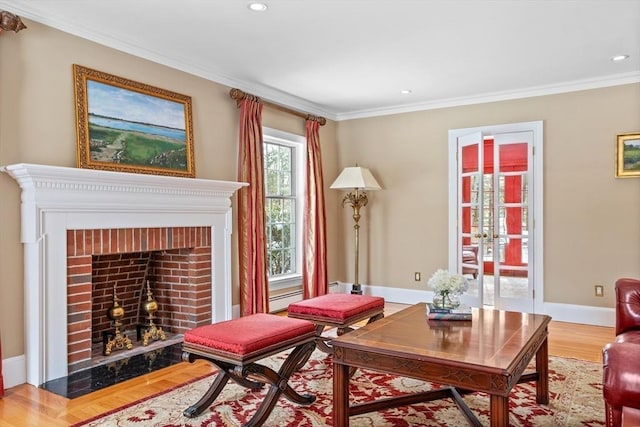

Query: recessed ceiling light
248,2,268,12
400,89,412,94
611,54,629,62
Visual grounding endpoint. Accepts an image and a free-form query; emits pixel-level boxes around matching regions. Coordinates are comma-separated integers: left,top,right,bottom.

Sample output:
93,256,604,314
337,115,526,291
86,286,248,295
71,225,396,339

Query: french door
448,122,543,313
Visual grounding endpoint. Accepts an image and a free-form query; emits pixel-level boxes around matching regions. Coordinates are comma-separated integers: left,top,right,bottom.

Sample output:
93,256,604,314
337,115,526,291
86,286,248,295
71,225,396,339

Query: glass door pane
458,132,483,307
493,133,533,312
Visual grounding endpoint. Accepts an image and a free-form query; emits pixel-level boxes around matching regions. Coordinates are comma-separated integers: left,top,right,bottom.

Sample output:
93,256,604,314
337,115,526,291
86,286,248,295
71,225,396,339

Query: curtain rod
229,88,326,126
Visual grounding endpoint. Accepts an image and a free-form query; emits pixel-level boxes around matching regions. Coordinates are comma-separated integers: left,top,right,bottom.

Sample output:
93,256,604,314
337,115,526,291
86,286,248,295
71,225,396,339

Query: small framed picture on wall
616,132,640,178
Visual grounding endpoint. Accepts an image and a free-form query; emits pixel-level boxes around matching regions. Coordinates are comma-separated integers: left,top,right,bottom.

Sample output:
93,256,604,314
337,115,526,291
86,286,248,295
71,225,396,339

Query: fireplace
1,163,245,386
68,227,214,373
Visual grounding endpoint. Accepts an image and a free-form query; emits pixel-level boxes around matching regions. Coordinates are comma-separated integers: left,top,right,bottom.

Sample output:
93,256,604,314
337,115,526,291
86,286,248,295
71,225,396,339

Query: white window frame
263,127,306,292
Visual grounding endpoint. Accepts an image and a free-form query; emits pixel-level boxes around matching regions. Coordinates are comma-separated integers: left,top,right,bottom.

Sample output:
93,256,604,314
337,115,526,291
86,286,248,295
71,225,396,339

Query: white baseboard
231,282,342,319
269,291,304,313
356,283,615,328
543,302,615,327
232,304,241,319
2,354,26,390
2,284,614,389
359,283,433,303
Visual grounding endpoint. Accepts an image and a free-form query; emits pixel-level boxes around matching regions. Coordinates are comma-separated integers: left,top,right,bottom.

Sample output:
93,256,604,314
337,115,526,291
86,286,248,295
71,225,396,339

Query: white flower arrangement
427,269,469,296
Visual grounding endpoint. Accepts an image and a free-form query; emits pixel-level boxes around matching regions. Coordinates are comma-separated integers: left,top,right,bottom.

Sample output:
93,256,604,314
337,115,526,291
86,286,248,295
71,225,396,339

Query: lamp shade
330,167,381,190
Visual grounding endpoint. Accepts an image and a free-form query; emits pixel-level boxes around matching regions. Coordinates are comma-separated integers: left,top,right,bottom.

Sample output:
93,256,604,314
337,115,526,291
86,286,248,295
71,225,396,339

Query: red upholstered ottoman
287,293,384,354
181,313,316,426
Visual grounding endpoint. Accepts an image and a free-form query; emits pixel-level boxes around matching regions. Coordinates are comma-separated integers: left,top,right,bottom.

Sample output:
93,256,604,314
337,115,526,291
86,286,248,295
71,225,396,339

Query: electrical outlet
414,272,421,281
595,285,604,297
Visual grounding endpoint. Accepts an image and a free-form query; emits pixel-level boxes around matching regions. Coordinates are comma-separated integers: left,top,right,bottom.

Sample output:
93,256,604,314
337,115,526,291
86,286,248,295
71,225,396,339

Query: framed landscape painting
616,132,640,178
73,65,195,177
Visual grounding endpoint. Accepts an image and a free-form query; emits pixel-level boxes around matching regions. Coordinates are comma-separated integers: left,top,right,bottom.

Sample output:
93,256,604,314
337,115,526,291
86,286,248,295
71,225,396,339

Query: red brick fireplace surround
2,163,245,386
67,226,212,373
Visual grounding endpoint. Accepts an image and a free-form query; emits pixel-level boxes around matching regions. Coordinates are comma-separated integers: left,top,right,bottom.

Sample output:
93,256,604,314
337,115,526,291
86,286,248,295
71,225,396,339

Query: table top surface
331,303,551,372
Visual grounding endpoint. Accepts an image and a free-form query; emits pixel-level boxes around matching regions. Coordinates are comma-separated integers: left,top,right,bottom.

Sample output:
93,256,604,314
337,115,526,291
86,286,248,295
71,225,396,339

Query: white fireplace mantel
1,163,246,386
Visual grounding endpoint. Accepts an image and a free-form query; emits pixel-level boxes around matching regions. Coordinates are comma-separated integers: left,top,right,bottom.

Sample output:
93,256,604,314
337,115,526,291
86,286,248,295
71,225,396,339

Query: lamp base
350,284,363,295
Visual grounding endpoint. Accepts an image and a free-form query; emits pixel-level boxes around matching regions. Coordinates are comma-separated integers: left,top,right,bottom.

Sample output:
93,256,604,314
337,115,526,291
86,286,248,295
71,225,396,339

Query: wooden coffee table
331,303,551,427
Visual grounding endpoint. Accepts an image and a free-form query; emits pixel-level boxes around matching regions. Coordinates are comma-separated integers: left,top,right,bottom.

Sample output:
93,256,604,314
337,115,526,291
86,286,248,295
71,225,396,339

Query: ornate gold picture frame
73,64,195,178
616,132,640,178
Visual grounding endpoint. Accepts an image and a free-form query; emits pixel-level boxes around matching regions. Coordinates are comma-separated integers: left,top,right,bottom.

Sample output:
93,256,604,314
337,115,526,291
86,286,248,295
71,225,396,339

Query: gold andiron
141,281,166,346
104,284,133,356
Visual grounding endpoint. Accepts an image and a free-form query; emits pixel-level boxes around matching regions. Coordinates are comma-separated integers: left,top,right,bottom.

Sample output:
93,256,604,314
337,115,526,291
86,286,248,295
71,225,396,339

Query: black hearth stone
39,343,183,399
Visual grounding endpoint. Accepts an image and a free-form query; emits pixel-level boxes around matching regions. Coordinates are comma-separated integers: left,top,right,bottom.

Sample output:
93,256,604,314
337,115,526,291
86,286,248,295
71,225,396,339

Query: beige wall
0,20,340,359
335,84,640,306
1,19,639,364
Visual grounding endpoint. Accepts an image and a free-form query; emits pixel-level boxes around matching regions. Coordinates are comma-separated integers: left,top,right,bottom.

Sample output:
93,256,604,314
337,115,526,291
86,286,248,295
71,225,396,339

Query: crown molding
3,1,638,122
335,72,640,121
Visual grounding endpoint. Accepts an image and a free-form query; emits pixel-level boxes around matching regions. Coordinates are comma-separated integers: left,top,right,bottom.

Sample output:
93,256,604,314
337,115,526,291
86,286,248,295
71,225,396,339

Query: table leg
535,334,549,404
333,361,350,426
489,394,509,427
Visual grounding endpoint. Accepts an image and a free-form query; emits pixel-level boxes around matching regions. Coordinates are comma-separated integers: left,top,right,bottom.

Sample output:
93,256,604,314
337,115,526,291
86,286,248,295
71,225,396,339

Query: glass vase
433,291,460,309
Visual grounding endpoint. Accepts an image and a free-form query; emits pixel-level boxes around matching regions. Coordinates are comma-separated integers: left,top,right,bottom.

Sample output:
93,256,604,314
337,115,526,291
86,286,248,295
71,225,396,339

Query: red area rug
74,349,604,426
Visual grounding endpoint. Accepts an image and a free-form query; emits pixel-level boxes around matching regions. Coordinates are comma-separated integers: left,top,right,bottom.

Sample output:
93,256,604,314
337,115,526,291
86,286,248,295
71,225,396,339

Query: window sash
262,128,305,289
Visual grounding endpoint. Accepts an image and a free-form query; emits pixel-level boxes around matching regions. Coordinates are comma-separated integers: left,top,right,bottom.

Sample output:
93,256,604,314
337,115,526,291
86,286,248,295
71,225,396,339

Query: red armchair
602,278,640,426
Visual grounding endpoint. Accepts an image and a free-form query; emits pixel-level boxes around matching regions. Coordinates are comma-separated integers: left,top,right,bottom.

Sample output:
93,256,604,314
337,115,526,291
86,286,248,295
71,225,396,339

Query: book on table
427,312,472,321
426,302,472,321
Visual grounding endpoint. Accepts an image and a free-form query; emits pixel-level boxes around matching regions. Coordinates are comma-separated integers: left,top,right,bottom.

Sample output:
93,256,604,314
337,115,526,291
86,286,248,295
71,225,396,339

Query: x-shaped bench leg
183,341,316,427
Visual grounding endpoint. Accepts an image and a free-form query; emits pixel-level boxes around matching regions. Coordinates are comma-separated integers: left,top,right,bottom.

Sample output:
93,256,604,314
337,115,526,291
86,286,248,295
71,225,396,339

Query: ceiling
1,0,639,121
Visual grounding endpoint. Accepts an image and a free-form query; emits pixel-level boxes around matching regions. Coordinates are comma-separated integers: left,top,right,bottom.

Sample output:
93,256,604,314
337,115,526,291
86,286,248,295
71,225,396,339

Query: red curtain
461,140,528,273
237,97,269,315
302,119,328,298
500,143,527,268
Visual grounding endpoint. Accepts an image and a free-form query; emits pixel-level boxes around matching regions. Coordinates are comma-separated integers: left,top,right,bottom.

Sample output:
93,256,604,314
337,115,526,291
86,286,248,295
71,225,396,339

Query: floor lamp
330,166,382,294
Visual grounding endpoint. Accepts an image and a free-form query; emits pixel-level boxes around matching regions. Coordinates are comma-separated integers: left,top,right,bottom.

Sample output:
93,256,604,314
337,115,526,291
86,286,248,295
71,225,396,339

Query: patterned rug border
69,371,214,427
71,353,603,427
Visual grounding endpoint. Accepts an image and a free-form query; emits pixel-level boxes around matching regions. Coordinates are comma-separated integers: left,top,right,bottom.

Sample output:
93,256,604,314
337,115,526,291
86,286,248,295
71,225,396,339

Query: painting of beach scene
616,133,640,178
73,65,195,177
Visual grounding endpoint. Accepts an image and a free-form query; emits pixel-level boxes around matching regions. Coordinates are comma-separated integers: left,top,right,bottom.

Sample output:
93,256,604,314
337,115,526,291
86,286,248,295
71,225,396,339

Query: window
263,127,305,290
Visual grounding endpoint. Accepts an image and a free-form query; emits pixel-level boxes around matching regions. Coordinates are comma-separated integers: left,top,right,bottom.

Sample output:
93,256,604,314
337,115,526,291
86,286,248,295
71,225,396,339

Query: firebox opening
67,226,213,375
90,250,185,361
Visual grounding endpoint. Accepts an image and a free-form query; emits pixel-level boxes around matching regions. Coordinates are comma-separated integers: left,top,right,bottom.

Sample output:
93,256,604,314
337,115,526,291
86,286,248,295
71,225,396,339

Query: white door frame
448,121,544,313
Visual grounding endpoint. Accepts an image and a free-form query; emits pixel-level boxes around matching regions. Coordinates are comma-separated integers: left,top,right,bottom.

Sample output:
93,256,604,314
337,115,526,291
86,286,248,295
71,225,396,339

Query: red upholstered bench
287,293,384,355
182,313,316,426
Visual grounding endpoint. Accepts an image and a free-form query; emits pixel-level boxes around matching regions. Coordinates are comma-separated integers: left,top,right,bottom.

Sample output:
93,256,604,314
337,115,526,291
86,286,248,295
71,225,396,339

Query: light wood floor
0,302,615,426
